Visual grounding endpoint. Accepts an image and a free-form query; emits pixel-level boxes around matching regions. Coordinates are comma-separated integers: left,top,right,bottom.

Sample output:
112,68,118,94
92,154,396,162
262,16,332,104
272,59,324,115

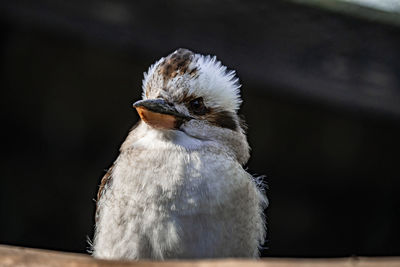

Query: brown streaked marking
176,91,198,105
96,164,114,222
145,87,150,98
207,110,238,131
178,93,239,131
136,106,178,129
189,67,198,77
158,48,196,80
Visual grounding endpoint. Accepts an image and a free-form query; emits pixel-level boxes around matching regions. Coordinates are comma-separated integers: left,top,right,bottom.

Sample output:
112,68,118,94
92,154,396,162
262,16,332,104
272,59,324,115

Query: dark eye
189,97,207,115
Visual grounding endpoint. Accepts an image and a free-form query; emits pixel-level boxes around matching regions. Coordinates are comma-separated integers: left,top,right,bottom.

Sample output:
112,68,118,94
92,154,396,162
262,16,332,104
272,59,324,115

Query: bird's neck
120,121,250,165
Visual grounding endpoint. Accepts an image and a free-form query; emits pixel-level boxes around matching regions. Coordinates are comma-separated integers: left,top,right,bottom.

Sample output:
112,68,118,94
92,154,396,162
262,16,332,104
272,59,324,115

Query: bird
92,48,267,260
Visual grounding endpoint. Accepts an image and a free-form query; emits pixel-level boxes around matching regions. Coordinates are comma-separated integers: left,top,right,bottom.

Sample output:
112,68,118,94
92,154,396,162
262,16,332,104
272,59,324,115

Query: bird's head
132,48,249,164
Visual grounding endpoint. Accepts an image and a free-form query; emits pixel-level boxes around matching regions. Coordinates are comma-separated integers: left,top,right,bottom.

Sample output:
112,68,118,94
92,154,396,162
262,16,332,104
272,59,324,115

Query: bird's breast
95,132,262,259
110,137,245,216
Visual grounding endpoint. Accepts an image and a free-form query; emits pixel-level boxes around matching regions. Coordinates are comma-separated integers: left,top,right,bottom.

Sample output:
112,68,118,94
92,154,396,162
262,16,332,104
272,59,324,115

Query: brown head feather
158,48,197,80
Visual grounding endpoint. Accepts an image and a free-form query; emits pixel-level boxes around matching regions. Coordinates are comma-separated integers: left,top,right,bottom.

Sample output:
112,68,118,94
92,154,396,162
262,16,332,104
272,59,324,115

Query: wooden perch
0,245,399,267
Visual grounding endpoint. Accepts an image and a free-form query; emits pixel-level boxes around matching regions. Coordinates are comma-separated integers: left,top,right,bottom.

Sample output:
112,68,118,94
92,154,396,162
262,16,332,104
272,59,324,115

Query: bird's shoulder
95,163,114,222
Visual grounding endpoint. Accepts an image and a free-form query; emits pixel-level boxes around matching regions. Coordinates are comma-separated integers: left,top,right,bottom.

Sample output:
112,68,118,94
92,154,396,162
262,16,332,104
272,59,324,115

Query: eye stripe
207,110,238,131
180,95,238,131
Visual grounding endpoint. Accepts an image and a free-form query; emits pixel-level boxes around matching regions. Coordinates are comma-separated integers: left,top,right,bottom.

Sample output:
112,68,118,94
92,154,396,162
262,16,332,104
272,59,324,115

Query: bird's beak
133,99,191,130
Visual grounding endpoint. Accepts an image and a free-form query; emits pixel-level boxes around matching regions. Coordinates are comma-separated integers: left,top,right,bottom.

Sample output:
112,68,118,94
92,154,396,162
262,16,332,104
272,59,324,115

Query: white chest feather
93,129,266,260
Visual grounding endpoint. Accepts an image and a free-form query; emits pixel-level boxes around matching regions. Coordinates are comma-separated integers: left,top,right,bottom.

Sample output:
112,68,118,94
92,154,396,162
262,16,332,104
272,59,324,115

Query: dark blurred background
1,0,400,258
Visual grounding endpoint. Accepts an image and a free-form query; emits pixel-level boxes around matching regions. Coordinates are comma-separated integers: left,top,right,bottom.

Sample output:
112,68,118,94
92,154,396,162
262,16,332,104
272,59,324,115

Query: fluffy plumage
92,48,267,260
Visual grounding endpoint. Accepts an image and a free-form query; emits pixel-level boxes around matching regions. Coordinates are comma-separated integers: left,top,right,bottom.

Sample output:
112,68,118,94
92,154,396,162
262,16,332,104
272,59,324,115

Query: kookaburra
92,48,267,260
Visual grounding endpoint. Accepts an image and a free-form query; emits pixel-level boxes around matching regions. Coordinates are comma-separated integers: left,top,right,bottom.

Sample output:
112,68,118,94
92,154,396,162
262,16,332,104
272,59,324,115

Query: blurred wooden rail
0,245,399,267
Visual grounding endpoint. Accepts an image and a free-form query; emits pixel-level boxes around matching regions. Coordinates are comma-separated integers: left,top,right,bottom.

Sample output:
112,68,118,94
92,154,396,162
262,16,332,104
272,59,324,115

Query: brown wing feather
95,163,114,222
